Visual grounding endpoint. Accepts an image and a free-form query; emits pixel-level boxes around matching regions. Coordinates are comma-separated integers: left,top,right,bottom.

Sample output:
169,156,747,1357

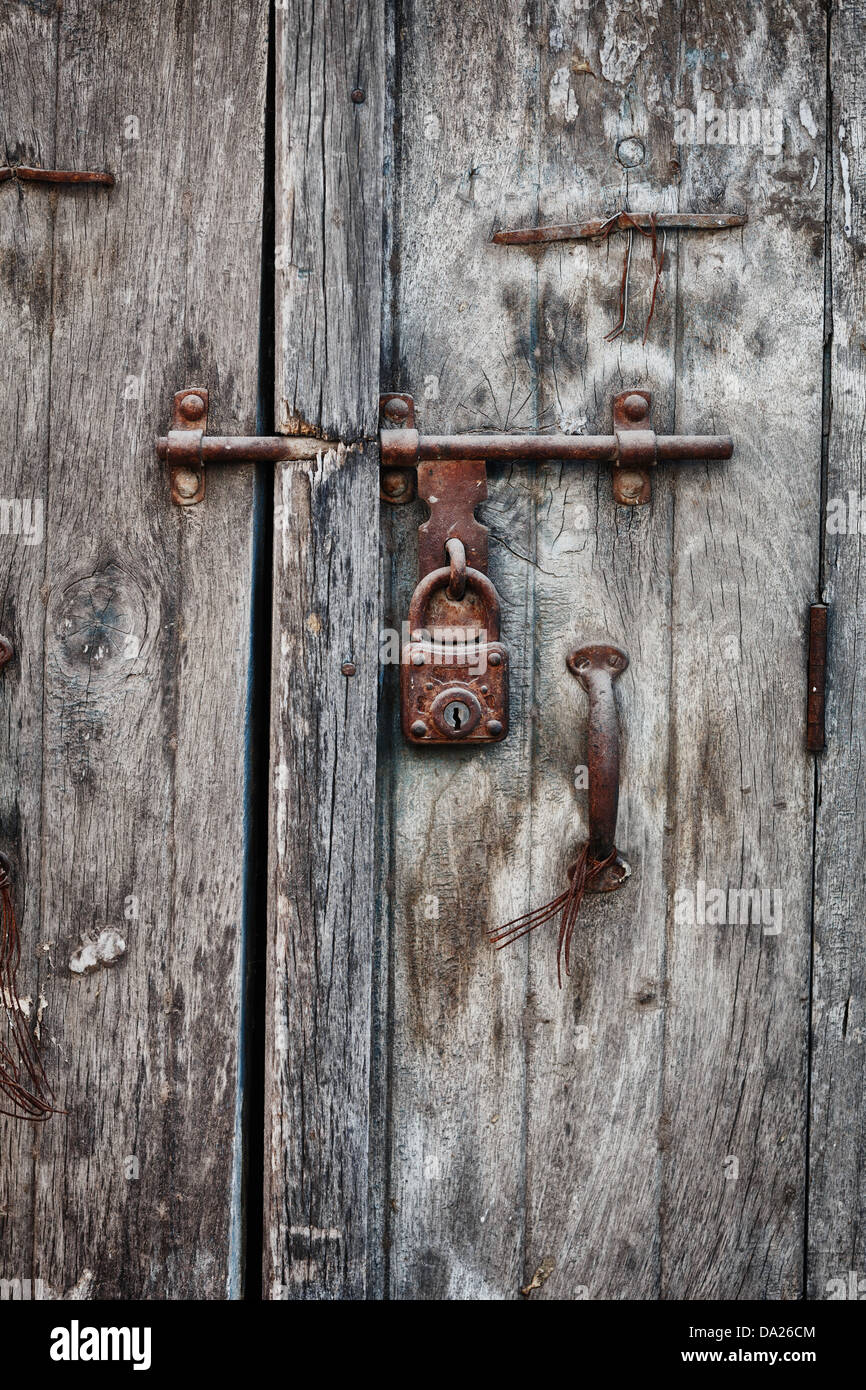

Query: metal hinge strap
807,603,828,753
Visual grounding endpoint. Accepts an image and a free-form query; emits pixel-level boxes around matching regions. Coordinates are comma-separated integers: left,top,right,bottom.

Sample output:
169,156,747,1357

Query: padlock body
401,639,509,744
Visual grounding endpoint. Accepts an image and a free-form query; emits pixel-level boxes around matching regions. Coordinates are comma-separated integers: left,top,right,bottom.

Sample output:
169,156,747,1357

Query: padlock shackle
407,566,501,642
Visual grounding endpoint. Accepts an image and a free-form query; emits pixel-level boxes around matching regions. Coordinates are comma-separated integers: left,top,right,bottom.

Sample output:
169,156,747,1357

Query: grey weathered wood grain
380,0,827,1302
274,0,384,442
520,0,681,1302
0,0,55,1291
266,0,384,1299
808,0,866,1302
265,446,379,1300
660,2,824,1298
0,0,266,1298
381,0,676,1302
379,0,543,1300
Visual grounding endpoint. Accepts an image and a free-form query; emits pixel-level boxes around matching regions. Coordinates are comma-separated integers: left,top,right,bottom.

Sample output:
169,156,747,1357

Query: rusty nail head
0,635,12,669
617,476,645,501
174,468,201,500
622,393,648,421
180,393,206,422
381,468,413,502
383,397,409,424
411,720,427,738
351,88,366,103
341,661,357,676
488,652,502,666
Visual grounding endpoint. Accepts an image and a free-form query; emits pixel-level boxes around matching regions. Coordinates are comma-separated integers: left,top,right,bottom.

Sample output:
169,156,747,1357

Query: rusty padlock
402,566,508,744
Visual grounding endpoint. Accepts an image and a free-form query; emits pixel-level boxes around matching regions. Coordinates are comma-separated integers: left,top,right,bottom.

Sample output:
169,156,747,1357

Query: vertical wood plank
267,0,384,1299
521,0,681,1302
661,1,824,1298
808,0,866,1301
381,0,826,1302
380,0,538,1300
274,0,383,441
0,0,266,1298
0,0,55,1291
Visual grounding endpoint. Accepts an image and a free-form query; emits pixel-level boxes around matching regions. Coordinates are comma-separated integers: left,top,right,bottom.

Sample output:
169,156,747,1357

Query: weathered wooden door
1,0,268,1298
2,0,864,1304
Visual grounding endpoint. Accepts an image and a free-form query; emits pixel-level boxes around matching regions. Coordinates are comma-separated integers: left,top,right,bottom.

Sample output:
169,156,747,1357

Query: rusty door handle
567,643,630,891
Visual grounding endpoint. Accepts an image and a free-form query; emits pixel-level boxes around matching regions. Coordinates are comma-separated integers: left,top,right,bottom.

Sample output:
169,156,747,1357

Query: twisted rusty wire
598,211,666,344
489,844,618,988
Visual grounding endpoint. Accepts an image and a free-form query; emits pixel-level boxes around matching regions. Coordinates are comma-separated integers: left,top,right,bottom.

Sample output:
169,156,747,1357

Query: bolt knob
622,393,647,421
180,393,206,422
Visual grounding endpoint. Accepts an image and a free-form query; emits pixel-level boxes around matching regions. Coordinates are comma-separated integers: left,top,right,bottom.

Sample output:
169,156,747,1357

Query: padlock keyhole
443,699,470,732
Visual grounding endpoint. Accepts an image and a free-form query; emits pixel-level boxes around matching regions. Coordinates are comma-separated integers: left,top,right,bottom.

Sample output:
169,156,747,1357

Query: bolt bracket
612,389,654,505
166,388,209,506
379,394,417,504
